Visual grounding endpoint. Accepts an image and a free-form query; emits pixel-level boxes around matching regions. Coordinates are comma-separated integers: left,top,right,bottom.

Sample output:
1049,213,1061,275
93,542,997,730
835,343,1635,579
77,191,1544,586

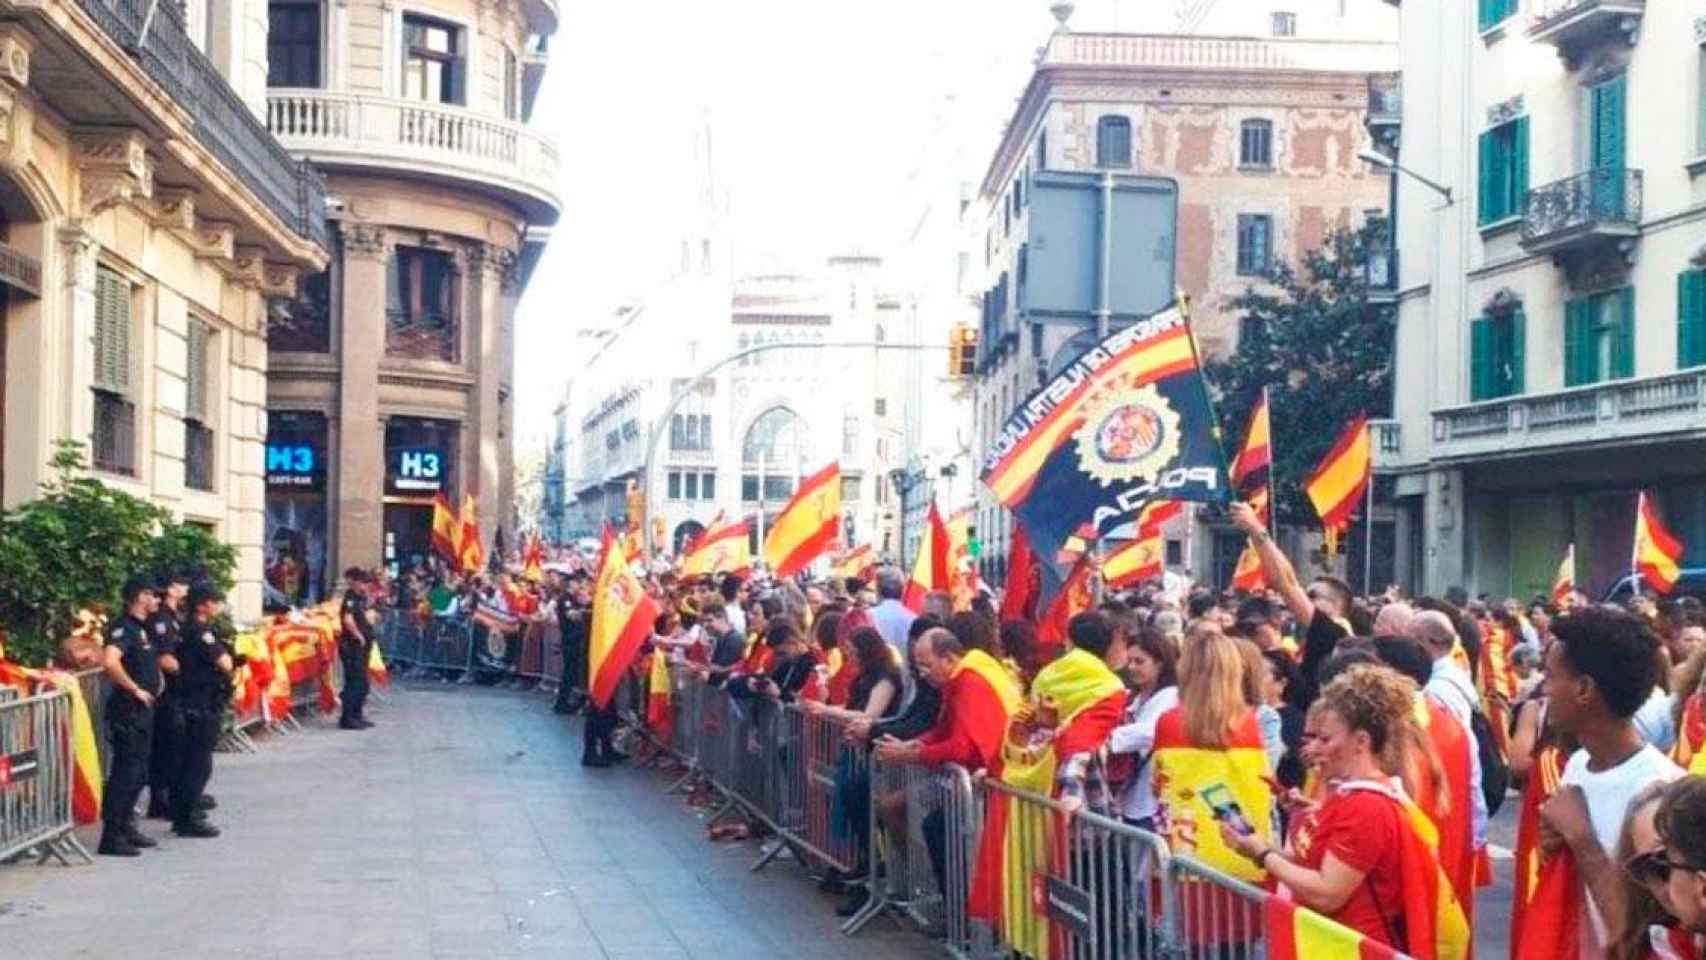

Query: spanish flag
1478,623,1518,759
946,508,980,612
681,514,752,578
1229,387,1272,492
999,522,1039,622
831,543,876,582
1511,745,1569,946
1551,544,1575,604
368,643,390,687
588,530,660,709
1636,490,1685,594
31,670,103,825
968,648,1127,957
522,532,546,582
1039,555,1094,649
1264,896,1404,960
1678,693,1706,770
905,501,951,612
646,648,673,744
1231,544,1265,592
1512,846,1583,960
762,461,841,578
918,648,1024,769
432,491,459,559
1103,533,1162,588
1305,416,1371,551
1410,698,1477,934
458,493,484,575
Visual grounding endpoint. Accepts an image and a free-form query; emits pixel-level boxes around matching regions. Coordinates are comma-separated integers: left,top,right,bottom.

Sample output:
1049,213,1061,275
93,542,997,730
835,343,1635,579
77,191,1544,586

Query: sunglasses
1626,849,1706,886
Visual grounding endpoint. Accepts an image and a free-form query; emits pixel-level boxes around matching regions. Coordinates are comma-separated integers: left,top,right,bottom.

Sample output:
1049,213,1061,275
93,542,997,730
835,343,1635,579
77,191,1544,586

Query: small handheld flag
1305,416,1371,555
1635,492,1685,595
762,462,842,578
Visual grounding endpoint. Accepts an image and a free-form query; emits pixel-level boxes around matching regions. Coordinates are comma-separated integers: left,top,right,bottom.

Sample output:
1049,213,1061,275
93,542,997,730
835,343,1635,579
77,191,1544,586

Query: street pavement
0,683,938,960
1477,788,1520,959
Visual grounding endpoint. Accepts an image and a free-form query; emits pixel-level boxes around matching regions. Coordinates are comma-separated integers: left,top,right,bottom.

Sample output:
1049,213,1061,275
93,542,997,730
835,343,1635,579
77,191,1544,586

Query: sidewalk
0,683,938,960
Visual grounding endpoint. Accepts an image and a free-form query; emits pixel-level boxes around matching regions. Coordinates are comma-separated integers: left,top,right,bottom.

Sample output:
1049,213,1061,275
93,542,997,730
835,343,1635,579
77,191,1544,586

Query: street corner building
261,0,560,604
0,0,334,620
1384,0,1706,602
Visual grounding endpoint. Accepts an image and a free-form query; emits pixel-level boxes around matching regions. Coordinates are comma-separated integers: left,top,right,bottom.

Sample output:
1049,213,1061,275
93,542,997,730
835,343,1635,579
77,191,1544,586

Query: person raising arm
1228,500,1351,706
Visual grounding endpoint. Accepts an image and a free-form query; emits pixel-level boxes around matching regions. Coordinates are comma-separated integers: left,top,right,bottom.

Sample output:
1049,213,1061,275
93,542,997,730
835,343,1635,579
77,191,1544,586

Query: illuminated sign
266,442,321,489
392,447,444,492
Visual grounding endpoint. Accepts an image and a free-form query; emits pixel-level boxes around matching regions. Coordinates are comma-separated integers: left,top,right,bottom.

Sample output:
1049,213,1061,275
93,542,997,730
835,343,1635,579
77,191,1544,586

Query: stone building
0,0,329,619
968,3,1396,585
259,0,560,599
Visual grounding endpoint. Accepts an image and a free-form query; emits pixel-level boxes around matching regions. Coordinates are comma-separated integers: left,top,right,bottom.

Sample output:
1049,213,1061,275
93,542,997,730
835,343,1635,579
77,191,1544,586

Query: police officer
170,583,228,837
99,576,163,856
145,569,190,820
551,570,591,715
339,567,374,730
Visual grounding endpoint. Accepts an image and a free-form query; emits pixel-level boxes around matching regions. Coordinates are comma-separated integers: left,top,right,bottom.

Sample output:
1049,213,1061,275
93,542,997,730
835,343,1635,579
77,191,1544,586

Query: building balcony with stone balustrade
1430,369,1706,463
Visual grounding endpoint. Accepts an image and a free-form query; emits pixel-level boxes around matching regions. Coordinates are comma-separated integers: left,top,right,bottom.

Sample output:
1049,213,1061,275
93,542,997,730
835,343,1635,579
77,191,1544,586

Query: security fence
0,689,89,866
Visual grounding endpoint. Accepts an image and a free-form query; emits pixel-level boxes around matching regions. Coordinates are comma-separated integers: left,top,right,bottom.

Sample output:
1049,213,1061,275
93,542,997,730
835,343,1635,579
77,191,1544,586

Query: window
401,15,464,105
1564,288,1635,386
841,476,862,503
742,474,758,501
386,246,458,361
503,47,519,120
1239,120,1273,168
1477,117,1529,226
92,268,135,476
269,270,331,353
1678,270,1706,369
1239,316,1266,350
1469,311,1525,401
873,397,887,416
1590,74,1626,173
1478,0,1515,32
185,318,215,491
1236,214,1273,276
667,471,682,500
1036,129,1047,171
1096,115,1132,169
1271,11,1297,37
267,2,321,88
701,472,716,500
842,415,859,457
684,472,699,499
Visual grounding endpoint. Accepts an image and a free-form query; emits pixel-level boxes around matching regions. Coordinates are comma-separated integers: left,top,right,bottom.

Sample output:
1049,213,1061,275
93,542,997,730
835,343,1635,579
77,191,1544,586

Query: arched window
1096,115,1132,169
1239,119,1273,168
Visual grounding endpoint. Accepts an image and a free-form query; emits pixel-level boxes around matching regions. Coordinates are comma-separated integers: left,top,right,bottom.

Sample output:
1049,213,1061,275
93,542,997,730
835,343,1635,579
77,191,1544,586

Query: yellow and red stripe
588,530,661,708
1637,491,1685,594
1306,416,1371,532
762,461,842,578
646,648,672,743
1230,388,1272,491
1103,534,1162,588
904,502,951,612
681,515,752,578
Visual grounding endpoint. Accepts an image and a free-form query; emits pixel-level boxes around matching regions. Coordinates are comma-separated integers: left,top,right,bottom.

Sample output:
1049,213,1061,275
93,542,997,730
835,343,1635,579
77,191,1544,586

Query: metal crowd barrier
1167,856,1269,960
73,669,112,779
0,689,90,866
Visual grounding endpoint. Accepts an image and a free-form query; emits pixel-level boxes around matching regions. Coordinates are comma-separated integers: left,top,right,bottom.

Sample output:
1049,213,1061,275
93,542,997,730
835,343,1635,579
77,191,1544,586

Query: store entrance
383,502,434,576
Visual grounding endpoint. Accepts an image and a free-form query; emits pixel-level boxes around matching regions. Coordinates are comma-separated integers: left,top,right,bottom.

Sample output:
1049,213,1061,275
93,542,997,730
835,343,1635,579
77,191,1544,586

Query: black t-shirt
105,614,162,699
174,617,226,706
1295,609,1349,709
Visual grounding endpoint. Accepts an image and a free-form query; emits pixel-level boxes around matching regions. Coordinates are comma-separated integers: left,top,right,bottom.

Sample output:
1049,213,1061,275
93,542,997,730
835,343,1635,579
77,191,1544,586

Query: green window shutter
1511,116,1531,219
1565,297,1593,386
186,320,209,422
1470,317,1493,401
93,268,131,394
1592,75,1626,172
1507,310,1526,395
1698,48,1706,156
1477,131,1495,224
1682,270,1706,368
1613,286,1636,379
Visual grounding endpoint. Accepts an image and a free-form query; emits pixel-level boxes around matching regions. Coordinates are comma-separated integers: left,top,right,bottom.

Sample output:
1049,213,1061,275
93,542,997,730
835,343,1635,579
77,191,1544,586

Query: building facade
968,5,1397,586
0,0,329,619
258,0,560,600
1387,0,1706,600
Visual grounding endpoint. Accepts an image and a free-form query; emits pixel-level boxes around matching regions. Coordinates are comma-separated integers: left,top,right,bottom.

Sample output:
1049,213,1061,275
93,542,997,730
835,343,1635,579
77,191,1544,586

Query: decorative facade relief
76,129,154,215
1487,95,1524,128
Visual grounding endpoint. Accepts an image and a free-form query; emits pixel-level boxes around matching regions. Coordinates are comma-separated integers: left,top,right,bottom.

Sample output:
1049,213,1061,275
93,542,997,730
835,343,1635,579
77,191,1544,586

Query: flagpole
1362,467,1375,596
1263,385,1277,541
1633,493,1643,600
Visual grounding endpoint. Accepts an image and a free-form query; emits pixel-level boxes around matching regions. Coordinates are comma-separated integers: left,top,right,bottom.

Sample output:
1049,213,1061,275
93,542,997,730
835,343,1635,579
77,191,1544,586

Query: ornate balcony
1528,0,1644,63
267,90,561,223
1366,74,1400,146
1370,419,1402,470
1431,370,1706,462
1519,167,1641,258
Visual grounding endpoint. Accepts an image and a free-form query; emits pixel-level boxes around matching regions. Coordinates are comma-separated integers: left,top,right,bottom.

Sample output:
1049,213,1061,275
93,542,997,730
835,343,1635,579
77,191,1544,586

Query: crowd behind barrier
618,661,1411,960
375,609,563,691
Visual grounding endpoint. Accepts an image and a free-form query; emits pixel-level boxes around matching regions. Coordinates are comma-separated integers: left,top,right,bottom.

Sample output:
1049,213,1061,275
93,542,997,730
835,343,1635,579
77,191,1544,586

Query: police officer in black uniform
145,569,191,819
551,570,590,715
99,576,163,856
339,568,374,730
170,583,229,837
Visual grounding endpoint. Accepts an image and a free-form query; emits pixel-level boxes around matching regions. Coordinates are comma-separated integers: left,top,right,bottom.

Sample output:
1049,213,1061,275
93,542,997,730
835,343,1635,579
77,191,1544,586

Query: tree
1205,221,1394,526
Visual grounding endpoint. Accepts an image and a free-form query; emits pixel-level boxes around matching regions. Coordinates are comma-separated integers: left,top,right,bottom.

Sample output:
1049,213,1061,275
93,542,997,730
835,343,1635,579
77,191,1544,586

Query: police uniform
170,616,225,833
339,585,372,727
100,613,161,849
144,603,185,818
552,590,589,714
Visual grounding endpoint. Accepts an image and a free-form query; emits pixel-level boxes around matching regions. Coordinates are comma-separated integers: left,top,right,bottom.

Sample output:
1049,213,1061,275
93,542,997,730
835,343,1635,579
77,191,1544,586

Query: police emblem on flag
1076,381,1182,487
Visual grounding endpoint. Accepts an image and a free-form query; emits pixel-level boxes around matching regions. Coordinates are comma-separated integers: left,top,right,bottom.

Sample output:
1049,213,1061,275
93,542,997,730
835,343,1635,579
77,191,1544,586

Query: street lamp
1357,148,1454,206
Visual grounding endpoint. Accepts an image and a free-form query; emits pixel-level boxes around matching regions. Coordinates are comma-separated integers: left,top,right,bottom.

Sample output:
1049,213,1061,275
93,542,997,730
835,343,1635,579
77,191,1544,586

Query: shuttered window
1470,311,1525,401
1681,270,1706,369
185,318,210,423
1478,0,1514,31
1565,287,1636,386
1477,116,1528,226
93,267,131,394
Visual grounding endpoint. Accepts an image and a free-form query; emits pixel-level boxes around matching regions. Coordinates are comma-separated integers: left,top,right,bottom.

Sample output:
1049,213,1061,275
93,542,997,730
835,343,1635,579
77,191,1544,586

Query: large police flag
980,305,1228,596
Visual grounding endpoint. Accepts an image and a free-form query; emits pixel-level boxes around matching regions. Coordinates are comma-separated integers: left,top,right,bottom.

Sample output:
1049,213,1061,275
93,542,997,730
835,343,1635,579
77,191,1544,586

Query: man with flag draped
969,611,1128,957
762,462,841,578
584,529,659,767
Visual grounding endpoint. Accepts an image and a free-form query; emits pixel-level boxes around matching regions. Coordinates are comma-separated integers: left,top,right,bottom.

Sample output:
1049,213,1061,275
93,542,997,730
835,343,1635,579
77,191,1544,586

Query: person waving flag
588,530,660,709
762,462,841,578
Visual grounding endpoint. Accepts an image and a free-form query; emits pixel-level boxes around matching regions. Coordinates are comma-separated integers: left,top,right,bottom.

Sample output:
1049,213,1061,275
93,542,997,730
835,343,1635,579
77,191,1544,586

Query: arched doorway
673,519,706,555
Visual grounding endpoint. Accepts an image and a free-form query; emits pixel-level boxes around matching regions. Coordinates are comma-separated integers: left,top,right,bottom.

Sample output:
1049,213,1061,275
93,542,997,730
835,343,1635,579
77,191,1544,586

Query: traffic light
949,326,979,378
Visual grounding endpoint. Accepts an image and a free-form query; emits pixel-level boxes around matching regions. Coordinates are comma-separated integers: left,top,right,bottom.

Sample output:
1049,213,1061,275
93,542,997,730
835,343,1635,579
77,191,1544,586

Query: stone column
1423,467,1466,596
465,242,512,556
496,257,520,537
57,226,100,478
335,223,387,572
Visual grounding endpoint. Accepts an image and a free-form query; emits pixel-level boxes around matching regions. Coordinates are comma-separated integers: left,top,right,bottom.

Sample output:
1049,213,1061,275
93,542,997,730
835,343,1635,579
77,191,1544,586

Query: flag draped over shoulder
1327,781,1471,960
588,531,660,708
681,514,752,579
905,502,951,612
1512,746,1569,945
1411,699,1476,931
980,305,1229,597
1513,847,1583,960
969,648,1127,958
1636,491,1685,594
763,462,841,578
1305,416,1371,553
918,649,1023,769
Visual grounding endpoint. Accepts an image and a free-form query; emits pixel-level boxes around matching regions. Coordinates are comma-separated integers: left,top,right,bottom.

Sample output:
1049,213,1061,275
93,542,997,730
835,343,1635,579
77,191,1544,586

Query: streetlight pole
641,339,951,554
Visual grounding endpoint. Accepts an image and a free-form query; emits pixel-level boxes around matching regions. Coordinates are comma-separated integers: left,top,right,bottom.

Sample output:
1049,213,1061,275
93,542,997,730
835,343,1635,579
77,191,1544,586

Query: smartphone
1202,783,1255,837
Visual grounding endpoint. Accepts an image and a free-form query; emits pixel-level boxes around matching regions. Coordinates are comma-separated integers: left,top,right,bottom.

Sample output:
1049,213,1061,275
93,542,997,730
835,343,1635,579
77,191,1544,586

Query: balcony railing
267,90,561,222
1519,167,1642,255
1528,0,1645,53
1367,74,1401,129
1370,419,1402,469
1432,369,1706,460
71,0,330,252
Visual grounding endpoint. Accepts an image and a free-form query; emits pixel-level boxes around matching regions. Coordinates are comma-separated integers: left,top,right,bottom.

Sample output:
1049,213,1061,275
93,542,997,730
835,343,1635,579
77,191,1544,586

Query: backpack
1469,707,1511,817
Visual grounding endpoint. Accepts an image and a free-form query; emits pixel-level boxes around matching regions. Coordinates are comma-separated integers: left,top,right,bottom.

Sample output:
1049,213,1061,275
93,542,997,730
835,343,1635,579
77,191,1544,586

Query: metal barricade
73,669,111,779
788,704,862,876
515,622,548,684
845,756,976,940
379,609,425,672
538,621,564,694
0,689,89,866
1166,856,1269,960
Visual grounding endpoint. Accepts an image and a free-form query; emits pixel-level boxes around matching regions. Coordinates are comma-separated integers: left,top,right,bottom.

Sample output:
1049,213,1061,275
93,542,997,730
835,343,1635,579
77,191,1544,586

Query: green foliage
1205,222,1394,526
0,440,237,665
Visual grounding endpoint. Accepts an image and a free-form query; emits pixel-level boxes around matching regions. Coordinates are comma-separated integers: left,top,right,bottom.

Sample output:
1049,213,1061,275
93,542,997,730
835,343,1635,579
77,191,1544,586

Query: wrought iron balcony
1431,369,1706,461
1519,167,1642,257
1366,74,1400,143
1370,419,1402,470
1527,0,1644,59
70,0,330,252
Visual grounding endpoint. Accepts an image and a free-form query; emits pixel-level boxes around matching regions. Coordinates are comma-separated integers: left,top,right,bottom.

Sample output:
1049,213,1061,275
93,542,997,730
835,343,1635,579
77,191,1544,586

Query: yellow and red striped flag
588,530,660,708
904,502,951,612
1231,544,1265,592
367,643,390,687
432,491,459,560
1305,415,1371,551
1635,491,1685,595
645,648,672,743
522,532,546,582
681,514,752,578
1264,896,1403,960
458,493,484,574
1229,387,1272,492
946,508,980,612
1103,534,1162,589
831,543,876,582
1552,544,1575,605
762,462,842,578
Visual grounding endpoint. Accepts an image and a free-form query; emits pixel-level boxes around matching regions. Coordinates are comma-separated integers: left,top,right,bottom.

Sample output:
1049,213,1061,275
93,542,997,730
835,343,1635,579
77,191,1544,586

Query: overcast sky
510,0,1216,445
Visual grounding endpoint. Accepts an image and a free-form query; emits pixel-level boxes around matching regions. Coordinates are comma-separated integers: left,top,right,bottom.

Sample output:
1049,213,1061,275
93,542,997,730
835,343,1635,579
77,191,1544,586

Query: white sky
510,0,1237,446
